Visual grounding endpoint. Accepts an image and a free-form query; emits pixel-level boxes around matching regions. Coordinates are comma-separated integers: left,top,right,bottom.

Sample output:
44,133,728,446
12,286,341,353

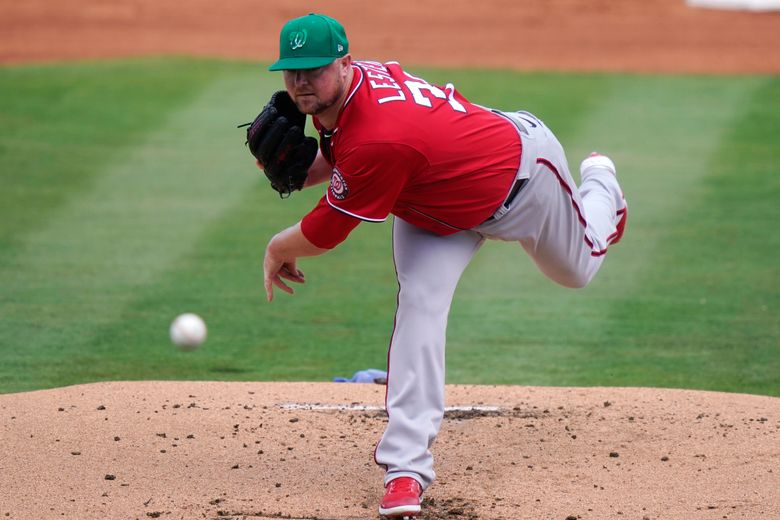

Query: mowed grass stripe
44,70,613,386
557,76,768,389
61,186,400,386
599,77,780,395
446,76,765,388
1,62,777,395
0,59,231,245
0,63,276,386
33,68,617,387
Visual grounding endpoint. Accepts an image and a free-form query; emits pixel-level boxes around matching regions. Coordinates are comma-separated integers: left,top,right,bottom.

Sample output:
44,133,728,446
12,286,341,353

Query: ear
339,54,352,75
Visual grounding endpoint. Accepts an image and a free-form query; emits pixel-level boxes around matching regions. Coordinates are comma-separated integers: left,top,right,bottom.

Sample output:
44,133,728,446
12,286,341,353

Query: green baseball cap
269,13,349,71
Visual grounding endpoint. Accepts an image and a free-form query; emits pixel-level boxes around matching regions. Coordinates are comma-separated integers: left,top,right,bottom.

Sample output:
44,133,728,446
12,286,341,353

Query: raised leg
475,119,626,289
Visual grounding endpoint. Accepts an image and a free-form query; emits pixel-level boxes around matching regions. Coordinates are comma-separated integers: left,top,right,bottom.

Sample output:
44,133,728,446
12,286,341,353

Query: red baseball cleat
379,477,422,518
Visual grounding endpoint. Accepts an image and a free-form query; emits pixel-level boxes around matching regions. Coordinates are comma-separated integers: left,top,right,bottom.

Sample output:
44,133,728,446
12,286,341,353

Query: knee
542,264,595,289
558,269,595,289
560,274,591,289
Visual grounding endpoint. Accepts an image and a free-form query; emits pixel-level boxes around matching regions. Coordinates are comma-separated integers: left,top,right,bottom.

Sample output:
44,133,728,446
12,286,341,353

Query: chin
294,98,319,115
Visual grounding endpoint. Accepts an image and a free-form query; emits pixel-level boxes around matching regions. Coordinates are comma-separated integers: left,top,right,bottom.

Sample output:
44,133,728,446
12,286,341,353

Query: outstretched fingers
272,273,294,295
279,265,305,283
263,261,305,302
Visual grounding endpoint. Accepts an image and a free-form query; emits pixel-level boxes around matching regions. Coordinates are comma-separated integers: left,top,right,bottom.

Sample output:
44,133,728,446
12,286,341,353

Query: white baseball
170,313,207,351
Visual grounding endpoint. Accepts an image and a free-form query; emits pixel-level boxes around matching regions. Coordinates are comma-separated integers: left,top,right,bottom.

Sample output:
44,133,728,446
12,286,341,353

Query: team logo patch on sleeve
330,169,349,200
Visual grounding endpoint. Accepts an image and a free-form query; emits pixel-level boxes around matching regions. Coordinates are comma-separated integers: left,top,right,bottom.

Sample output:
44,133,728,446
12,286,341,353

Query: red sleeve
300,196,361,249
326,142,426,221
301,141,427,249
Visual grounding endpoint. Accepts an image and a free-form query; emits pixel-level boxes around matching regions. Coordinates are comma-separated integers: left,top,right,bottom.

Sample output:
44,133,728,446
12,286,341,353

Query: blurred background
2,0,780,72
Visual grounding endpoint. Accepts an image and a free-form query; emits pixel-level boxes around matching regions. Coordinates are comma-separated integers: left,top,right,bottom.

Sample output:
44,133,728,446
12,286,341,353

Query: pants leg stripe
536,157,610,257
373,220,401,472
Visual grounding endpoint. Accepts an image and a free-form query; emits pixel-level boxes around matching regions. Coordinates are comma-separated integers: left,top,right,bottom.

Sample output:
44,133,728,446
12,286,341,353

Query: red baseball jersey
300,61,522,249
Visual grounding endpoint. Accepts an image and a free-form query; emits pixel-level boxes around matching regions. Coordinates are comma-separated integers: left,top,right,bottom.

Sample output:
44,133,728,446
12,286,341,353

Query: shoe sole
379,504,421,518
580,152,616,177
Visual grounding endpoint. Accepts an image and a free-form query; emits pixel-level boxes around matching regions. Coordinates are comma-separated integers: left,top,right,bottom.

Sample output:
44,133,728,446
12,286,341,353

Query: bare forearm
267,222,327,260
263,222,328,301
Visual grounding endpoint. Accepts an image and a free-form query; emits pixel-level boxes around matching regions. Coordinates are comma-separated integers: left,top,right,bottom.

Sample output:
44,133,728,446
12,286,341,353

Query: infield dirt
2,382,779,519
1,1,779,519
1,0,780,73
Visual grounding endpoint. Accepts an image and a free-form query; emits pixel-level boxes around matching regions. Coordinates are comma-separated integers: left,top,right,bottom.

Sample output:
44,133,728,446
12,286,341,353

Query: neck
316,65,354,131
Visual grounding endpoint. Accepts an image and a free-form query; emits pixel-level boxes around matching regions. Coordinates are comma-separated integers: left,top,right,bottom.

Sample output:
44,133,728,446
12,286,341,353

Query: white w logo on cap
290,30,307,50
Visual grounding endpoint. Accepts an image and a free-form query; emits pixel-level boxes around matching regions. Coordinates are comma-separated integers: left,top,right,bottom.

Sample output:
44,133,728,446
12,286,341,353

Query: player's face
284,56,351,117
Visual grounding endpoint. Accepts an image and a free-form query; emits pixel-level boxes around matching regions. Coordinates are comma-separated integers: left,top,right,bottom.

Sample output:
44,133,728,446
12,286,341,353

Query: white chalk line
278,403,502,412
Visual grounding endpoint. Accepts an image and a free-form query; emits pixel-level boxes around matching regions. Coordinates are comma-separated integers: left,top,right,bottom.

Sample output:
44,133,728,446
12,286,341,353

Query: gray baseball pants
374,110,624,489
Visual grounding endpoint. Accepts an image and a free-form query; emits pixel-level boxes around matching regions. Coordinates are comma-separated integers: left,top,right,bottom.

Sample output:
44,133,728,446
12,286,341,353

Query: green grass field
1,58,778,395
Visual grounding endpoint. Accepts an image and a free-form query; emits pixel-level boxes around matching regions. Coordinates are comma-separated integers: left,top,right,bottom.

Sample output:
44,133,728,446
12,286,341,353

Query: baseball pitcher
243,13,627,519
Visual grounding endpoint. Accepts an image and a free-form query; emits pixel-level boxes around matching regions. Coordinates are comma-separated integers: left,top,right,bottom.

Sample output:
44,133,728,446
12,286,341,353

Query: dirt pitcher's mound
1,382,778,519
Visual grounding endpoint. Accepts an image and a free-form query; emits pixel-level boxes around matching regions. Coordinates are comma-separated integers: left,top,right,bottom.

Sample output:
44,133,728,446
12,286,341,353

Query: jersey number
376,77,466,113
403,80,466,113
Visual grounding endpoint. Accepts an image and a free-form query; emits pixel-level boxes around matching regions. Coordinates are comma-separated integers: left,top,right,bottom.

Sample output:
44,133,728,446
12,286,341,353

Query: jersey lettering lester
301,61,522,249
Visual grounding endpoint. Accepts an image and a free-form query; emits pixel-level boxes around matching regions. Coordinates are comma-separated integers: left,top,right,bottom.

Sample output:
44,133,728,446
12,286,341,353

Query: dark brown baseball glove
240,91,318,198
